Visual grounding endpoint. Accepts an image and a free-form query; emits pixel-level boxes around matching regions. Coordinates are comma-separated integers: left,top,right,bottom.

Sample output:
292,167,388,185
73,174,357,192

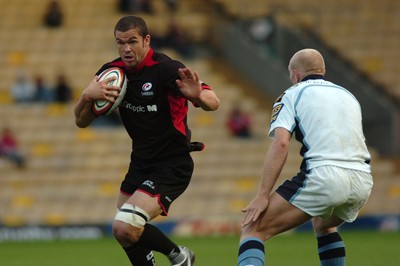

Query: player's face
115,29,150,69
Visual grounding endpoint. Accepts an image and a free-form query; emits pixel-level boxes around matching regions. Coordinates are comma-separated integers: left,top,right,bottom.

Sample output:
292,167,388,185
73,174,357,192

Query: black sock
123,244,155,266
137,223,180,257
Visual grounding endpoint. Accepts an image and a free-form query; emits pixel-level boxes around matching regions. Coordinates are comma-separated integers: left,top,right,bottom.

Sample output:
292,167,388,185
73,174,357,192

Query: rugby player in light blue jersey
238,48,373,266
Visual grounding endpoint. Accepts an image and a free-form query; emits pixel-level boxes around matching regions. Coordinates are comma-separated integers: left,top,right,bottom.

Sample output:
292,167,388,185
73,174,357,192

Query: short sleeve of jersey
269,89,296,138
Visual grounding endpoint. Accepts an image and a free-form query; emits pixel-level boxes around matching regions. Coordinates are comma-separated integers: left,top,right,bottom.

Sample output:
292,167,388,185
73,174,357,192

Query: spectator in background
11,71,35,103
248,15,275,44
34,75,53,103
43,0,63,28
140,0,153,14
227,106,252,138
0,127,26,169
150,21,194,59
248,14,276,56
54,74,72,103
118,0,136,13
165,21,194,58
165,0,179,13
117,0,153,14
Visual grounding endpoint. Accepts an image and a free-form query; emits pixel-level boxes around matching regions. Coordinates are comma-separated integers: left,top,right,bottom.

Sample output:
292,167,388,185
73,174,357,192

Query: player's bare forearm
176,67,220,111
194,90,220,111
241,128,290,226
258,128,291,197
74,93,96,128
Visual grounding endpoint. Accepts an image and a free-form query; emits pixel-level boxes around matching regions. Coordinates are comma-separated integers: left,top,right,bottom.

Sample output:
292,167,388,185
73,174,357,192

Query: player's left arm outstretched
176,67,220,111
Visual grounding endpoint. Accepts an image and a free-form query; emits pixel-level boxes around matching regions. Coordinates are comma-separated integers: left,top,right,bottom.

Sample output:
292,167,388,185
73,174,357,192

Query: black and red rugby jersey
95,49,211,159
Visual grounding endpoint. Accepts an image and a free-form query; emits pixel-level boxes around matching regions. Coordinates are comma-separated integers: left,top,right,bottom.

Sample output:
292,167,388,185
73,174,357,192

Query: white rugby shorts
277,165,373,222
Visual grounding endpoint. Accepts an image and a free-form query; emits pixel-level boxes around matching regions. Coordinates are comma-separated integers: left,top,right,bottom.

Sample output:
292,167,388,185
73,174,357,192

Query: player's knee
311,217,341,235
241,222,269,241
112,203,150,243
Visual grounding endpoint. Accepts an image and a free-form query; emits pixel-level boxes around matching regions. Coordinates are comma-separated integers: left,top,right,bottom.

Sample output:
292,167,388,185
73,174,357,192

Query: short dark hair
114,16,149,38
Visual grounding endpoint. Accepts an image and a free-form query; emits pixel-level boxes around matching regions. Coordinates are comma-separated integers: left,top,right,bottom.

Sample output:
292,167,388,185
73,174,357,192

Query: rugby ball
92,67,127,116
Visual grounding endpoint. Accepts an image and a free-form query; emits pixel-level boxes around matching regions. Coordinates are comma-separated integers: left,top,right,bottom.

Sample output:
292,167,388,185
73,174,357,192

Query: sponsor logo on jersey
122,101,158,113
270,103,283,124
122,101,146,112
141,82,154,96
146,105,157,112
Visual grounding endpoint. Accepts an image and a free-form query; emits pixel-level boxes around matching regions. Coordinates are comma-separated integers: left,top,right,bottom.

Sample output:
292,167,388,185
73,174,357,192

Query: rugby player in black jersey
74,15,219,266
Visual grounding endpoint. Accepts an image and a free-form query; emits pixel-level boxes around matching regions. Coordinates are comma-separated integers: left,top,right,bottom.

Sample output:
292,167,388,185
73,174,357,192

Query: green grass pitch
0,231,398,265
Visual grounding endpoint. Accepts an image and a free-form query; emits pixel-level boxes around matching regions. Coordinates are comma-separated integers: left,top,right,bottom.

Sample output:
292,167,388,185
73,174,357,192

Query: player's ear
295,69,302,83
144,34,151,47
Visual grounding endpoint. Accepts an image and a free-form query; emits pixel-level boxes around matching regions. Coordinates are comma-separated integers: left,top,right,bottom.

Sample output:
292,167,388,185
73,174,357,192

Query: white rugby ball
92,67,127,116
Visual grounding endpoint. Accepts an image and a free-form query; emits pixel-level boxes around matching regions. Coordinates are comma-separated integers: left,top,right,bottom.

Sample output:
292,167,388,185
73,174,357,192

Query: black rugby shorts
120,153,194,216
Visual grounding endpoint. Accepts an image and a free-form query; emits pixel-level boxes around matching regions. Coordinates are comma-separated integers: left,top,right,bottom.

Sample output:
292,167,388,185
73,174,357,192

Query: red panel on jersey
168,93,188,136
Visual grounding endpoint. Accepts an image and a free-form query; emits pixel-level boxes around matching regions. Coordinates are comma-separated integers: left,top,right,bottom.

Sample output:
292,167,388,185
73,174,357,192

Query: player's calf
238,237,265,266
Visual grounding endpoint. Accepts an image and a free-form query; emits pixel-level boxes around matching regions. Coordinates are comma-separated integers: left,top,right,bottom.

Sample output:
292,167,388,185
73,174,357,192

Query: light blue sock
317,232,346,266
238,237,265,266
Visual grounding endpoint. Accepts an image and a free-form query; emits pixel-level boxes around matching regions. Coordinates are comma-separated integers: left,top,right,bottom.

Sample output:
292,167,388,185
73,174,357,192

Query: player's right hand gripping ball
92,67,127,116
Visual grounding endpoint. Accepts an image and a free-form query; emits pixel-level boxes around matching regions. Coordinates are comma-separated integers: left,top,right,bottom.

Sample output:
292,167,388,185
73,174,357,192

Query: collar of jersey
301,74,325,82
128,48,157,74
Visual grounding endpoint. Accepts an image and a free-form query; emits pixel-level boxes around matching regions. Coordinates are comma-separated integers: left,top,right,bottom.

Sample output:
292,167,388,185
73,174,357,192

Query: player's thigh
116,192,131,209
124,190,163,220
116,192,160,216
245,192,311,240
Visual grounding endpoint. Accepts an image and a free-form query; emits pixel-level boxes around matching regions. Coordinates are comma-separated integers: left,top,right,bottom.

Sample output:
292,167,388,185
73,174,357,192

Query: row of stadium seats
213,0,400,100
1,59,399,226
2,0,399,100
0,0,399,227
0,83,269,225
0,0,127,225
0,0,211,104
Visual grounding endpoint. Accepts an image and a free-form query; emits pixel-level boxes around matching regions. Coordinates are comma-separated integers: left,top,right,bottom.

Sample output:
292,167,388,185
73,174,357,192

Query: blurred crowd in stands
11,1,71,104
38,0,194,107
117,0,194,58
117,0,179,14
11,70,72,104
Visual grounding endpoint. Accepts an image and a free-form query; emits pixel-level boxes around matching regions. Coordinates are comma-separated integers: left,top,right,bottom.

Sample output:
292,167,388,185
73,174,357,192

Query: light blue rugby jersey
269,77,371,173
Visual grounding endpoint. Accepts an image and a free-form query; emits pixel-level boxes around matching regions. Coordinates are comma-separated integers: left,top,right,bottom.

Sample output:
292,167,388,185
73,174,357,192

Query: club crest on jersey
270,103,283,124
141,82,154,96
